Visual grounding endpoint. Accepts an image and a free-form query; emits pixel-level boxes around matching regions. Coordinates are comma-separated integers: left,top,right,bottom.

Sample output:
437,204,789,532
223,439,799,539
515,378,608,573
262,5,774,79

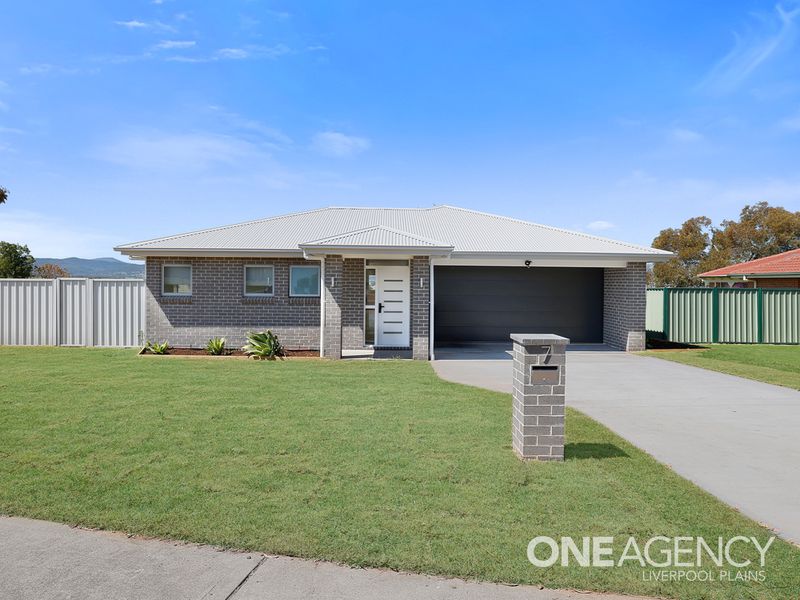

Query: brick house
115,206,671,359
699,248,800,289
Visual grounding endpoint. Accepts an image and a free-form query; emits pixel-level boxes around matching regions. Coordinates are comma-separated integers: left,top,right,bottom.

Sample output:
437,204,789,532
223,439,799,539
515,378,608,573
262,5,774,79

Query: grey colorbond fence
646,287,800,344
0,278,145,347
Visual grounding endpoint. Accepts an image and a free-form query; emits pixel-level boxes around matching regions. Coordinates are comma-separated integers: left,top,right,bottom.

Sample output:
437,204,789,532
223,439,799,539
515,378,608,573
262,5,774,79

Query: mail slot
530,365,559,385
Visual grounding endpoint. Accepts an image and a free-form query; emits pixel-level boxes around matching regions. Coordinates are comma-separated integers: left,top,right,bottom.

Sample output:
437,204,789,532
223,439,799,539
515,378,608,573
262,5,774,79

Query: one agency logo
527,535,775,582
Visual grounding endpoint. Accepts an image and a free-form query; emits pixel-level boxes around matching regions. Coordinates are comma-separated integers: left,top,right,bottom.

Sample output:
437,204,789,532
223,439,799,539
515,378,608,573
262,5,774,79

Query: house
699,248,800,289
114,206,672,359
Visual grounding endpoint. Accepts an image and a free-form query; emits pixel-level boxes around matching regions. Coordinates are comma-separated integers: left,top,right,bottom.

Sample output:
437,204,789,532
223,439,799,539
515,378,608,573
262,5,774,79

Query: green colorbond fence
646,287,800,344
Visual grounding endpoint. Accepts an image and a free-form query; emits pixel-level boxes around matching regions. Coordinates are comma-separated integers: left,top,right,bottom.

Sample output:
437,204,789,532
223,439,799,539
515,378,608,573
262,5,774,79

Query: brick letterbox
510,333,568,461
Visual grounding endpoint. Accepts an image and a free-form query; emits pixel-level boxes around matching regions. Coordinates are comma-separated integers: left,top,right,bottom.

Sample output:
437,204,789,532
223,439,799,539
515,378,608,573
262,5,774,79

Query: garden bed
138,347,318,358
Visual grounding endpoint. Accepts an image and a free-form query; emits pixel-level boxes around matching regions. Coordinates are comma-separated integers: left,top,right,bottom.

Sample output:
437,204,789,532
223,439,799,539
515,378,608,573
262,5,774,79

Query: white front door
375,265,410,347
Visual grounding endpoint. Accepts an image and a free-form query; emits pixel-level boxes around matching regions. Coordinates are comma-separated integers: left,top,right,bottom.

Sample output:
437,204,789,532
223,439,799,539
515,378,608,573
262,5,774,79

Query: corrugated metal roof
700,248,800,277
116,205,672,258
300,225,452,248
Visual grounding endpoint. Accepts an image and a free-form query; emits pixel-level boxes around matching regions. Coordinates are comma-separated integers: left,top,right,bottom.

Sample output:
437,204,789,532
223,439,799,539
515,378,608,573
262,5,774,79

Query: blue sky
1,1,800,259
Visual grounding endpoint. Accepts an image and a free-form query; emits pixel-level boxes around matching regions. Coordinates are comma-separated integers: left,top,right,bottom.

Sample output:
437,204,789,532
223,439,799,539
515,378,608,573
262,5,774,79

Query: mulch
140,347,319,358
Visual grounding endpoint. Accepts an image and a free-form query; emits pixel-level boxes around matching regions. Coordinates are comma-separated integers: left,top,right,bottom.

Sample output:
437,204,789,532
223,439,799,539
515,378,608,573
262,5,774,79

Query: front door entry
374,265,410,347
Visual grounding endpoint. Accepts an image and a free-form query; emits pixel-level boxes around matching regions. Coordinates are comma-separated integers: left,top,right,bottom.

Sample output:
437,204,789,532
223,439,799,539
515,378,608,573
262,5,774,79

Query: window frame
243,264,275,297
289,264,321,298
364,266,376,346
162,264,192,297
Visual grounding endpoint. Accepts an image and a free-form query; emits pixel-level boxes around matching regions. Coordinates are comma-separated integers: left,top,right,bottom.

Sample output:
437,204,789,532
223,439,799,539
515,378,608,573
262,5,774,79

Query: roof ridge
115,207,332,249
301,224,450,247
437,205,668,254
324,206,440,211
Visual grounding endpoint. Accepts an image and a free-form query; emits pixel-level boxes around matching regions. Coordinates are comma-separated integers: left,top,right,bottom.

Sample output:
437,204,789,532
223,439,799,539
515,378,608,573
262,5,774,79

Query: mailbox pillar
510,334,569,461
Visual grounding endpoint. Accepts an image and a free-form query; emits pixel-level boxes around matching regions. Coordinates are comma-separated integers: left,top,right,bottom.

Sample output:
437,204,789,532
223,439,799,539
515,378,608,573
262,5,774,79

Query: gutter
115,247,672,263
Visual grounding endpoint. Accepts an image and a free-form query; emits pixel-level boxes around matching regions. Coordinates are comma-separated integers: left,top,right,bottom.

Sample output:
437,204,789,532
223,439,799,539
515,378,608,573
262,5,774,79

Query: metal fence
646,287,800,344
0,278,145,347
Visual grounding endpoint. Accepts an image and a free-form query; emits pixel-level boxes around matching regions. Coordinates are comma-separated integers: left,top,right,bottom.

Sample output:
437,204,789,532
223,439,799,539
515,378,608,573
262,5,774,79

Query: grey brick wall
511,335,567,461
410,256,430,360
145,256,320,349
342,258,366,350
603,262,646,351
322,255,343,358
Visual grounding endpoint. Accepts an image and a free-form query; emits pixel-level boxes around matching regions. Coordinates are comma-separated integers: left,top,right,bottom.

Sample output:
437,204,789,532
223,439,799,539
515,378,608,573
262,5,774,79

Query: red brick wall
753,278,800,289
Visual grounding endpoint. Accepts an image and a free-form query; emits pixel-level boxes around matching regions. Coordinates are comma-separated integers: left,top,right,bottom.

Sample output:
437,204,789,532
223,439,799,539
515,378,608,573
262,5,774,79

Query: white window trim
289,264,321,297
162,264,192,296
243,264,275,297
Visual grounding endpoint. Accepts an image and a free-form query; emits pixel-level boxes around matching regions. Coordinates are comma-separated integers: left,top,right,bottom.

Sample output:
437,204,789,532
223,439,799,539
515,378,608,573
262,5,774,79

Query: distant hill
34,257,144,278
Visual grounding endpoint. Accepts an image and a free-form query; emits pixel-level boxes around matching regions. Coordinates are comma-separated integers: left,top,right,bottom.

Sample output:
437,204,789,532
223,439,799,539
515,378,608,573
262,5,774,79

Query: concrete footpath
0,516,652,600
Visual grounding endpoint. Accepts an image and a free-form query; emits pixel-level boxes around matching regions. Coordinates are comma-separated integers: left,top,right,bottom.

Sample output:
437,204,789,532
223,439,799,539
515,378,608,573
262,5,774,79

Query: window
162,265,192,295
244,265,274,296
365,268,376,305
290,265,320,297
364,268,376,345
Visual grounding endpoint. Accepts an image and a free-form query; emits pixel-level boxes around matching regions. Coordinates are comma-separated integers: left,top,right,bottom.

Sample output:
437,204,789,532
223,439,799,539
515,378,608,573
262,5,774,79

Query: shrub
145,341,170,355
205,337,227,356
242,330,284,360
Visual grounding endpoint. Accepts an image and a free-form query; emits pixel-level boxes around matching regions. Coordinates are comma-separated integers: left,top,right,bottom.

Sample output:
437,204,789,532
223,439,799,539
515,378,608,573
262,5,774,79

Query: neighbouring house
114,206,672,359
699,248,800,289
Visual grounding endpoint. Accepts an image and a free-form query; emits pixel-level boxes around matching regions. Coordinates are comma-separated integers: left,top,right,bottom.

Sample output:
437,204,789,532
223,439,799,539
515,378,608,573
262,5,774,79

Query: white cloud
0,210,121,258
216,48,250,60
154,40,196,50
311,131,371,158
167,44,289,63
616,169,658,187
779,111,800,131
668,127,705,143
206,105,292,147
216,44,290,60
586,220,615,231
115,20,149,29
93,130,273,171
18,63,82,75
267,9,291,20
699,3,800,94
114,19,176,32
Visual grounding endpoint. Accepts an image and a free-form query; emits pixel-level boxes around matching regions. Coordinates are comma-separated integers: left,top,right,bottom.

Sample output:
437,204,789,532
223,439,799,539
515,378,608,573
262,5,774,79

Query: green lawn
642,344,800,390
0,347,797,600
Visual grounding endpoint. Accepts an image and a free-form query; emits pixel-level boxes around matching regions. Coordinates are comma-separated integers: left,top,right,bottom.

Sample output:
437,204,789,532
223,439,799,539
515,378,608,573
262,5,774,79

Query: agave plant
242,330,284,360
205,336,227,356
145,340,170,355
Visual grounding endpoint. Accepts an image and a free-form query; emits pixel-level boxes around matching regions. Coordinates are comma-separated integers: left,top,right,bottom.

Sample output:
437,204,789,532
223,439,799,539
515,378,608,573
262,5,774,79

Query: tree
34,263,70,278
0,242,36,278
0,187,7,204
713,202,800,263
651,216,715,287
651,202,800,287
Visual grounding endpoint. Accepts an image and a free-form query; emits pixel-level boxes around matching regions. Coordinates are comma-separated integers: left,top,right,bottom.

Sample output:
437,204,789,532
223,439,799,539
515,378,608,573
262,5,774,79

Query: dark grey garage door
434,266,603,344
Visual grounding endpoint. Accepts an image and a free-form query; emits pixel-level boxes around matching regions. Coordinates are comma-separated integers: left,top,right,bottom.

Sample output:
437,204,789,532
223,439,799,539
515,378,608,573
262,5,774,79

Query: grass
641,344,800,390
0,347,798,600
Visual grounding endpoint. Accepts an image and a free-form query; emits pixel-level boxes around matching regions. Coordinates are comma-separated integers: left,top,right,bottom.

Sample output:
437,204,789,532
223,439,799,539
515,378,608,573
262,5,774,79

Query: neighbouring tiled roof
116,205,672,258
699,248,800,277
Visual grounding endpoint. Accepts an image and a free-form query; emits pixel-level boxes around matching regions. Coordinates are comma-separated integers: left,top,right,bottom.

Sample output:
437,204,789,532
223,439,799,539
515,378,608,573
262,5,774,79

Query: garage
434,266,604,344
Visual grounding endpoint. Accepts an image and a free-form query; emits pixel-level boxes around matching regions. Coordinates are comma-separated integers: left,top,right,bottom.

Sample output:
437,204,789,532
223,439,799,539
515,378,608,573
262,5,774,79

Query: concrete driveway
433,344,800,545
